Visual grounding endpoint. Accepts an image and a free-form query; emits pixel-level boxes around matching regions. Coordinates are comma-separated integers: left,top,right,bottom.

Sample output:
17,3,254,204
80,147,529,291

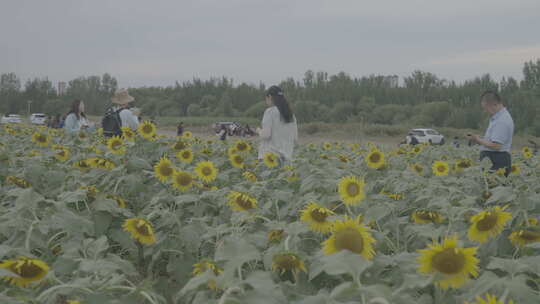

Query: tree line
1,59,539,135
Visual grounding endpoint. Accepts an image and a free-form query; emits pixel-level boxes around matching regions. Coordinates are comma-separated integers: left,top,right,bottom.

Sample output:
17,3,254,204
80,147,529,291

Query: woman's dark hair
266,85,294,123
67,99,86,120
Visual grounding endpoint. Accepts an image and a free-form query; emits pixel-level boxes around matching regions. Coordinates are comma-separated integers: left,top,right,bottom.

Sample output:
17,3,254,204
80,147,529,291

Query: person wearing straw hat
102,89,139,137
113,89,139,129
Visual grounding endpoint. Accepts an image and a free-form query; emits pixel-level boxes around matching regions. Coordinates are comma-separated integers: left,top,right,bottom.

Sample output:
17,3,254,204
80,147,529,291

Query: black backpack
102,107,125,137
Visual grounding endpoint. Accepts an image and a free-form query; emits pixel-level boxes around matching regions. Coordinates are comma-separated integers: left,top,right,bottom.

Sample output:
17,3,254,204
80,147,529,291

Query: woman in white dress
64,99,94,133
257,85,298,164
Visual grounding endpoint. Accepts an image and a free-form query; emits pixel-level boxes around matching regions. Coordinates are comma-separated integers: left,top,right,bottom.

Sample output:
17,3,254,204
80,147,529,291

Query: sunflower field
0,123,539,304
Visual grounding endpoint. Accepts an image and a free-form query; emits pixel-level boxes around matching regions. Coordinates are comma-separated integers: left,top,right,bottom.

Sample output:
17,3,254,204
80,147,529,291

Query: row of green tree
1,59,539,135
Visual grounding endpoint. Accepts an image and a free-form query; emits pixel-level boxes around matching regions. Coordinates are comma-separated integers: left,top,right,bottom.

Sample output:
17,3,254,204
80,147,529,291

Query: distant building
383,75,399,88
58,82,67,95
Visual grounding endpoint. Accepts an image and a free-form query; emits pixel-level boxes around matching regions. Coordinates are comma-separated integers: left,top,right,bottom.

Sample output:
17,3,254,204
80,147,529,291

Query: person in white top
64,99,94,133
257,85,298,162
113,89,139,130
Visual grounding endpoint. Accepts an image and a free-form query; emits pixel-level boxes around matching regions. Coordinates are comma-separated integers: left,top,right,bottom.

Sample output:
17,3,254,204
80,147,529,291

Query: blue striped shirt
480,107,514,153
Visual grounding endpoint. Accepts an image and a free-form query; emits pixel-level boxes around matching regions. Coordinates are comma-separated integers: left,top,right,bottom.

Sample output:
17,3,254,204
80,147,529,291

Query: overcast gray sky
1,0,539,88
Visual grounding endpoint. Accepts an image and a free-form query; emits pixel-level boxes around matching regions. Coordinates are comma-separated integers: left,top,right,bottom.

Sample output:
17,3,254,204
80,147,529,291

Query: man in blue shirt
468,90,514,176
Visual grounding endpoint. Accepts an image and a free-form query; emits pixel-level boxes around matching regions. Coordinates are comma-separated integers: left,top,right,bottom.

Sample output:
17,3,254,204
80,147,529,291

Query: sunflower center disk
236,196,253,210
135,221,151,236
202,167,212,176
437,166,446,173
177,174,192,186
143,126,153,133
432,248,466,275
347,183,359,197
15,261,43,278
160,166,173,176
370,153,380,163
476,213,498,231
334,228,364,254
310,209,328,222
520,231,540,241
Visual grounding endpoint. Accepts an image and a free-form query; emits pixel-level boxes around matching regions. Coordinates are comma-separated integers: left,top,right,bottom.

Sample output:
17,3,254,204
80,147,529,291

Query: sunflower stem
345,204,354,217
25,220,38,252
237,265,243,281
284,236,290,251
137,242,147,277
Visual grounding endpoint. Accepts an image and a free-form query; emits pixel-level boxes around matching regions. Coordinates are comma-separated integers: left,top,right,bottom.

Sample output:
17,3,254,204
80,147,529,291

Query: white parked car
30,113,47,125
406,128,445,145
1,114,23,124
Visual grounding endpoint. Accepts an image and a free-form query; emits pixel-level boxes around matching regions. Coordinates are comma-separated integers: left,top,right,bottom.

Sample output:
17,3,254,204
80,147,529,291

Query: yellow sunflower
268,229,285,243
121,127,136,141
234,140,252,153
54,146,70,162
93,158,116,170
263,152,279,168
192,259,222,290
227,146,238,156
172,170,194,192
522,146,531,158
182,131,193,139
106,194,127,208
5,176,31,189
432,160,450,176
300,202,335,234
138,120,157,139
194,161,218,183
508,228,540,247
171,139,189,152
417,235,479,289
123,218,156,245
323,216,376,260
107,136,126,155
455,159,473,171
528,217,539,226
510,164,520,175
465,293,514,304
412,210,443,224
338,176,366,205
337,154,349,163
31,132,51,147
229,153,245,169
412,145,423,154
365,150,386,169
73,159,92,171
468,206,512,243
154,157,174,183
0,257,49,287
323,142,332,150
176,148,194,163
242,171,258,182
227,191,257,212
192,259,222,276
201,147,213,156
411,163,424,175
272,252,307,280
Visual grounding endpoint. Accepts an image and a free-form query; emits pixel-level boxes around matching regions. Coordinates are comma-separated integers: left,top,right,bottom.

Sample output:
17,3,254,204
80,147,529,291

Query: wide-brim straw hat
111,89,135,105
